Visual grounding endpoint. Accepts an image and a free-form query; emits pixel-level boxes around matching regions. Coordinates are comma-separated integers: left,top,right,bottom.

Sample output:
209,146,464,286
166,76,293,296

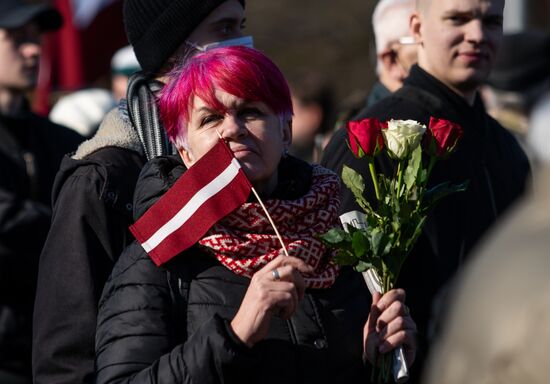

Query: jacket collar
366,81,392,109
404,65,488,132
72,107,143,160
407,66,485,109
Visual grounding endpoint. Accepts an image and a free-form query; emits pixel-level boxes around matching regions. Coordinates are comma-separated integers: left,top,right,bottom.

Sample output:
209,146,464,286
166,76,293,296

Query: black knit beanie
123,0,245,75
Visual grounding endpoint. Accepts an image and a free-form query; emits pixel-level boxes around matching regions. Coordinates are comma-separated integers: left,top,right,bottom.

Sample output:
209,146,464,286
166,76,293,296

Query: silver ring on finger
272,268,281,281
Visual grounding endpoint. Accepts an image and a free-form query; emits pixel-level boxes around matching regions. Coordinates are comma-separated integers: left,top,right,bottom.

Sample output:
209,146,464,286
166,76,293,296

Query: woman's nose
221,115,247,140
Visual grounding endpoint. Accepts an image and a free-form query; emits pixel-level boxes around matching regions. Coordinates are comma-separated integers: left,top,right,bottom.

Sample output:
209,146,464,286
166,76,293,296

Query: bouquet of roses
320,116,468,383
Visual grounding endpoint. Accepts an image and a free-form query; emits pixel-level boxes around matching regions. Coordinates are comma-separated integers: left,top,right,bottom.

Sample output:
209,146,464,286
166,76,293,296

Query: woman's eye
240,108,262,119
201,115,222,126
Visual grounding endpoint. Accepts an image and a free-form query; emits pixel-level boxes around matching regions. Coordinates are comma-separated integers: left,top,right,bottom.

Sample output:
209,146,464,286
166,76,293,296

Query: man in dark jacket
321,0,530,381
32,1,248,383
0,1,83,383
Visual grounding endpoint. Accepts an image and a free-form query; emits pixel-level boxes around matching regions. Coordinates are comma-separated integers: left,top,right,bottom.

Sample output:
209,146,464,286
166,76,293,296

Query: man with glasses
367,0,417,107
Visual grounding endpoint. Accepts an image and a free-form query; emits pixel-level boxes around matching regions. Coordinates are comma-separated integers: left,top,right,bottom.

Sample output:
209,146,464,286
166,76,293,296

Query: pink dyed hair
159,46,293,146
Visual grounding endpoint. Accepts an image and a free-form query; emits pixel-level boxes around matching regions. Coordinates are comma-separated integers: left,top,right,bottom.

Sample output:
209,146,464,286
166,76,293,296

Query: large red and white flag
130,139,252,266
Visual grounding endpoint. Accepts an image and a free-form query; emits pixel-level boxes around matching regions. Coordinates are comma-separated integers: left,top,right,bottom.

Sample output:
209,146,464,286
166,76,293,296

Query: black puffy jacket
95,155,374,384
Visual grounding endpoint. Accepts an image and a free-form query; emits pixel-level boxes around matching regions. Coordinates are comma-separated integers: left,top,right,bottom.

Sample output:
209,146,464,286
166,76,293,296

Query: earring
282,148,289,158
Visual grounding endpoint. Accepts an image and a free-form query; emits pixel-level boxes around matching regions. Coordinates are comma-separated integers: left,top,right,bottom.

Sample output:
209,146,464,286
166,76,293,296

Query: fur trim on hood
73,108,143,160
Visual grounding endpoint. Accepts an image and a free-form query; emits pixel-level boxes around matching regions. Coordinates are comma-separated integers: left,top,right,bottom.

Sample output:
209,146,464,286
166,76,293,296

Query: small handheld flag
130,139,252,266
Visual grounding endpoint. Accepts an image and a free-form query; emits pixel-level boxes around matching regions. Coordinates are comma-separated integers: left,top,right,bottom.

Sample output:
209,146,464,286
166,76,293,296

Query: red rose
346,118,385,158
426,117,464,157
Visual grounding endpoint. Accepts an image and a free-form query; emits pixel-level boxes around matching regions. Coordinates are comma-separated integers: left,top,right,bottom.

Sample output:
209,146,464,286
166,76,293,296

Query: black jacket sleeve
0,146,51,291
95,244,254,384
0,186,51,377
1,108,83,378
32,166,128,384
33,147,144,384
0,186,50,283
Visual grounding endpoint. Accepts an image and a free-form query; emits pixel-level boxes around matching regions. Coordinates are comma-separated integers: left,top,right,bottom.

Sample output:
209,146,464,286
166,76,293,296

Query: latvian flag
130,139,252,266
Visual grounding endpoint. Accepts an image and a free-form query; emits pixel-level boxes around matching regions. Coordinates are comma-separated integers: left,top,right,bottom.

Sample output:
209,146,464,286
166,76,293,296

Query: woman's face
179,89,292,194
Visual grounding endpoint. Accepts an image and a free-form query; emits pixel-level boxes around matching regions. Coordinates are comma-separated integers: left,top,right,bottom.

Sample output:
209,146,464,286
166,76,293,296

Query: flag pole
249,187,289,257
216,132,289,257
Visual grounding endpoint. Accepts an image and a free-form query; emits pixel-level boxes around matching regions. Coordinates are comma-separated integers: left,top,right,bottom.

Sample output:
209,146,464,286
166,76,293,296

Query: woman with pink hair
94,46,417,384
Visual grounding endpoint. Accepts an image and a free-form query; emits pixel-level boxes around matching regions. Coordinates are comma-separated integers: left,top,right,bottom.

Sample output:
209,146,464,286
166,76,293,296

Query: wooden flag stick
216,131,289,257
249,186,289,257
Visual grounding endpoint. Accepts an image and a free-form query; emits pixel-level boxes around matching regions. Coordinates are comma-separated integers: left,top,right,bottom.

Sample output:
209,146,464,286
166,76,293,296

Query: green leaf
342,165,376,214
391,220,400,233
404,146,422,192
423,180,470,210
342,165,365,197
365,214,378,229
354,260,375,273
333,250,358,266
382,232,395,255
418,168,428,185
372,228,394,258
352,230,370,258
370,227,384,256
318,228,349,245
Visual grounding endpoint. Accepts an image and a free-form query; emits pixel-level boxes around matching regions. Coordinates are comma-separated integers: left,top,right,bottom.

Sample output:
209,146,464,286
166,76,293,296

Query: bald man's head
410,0,505,103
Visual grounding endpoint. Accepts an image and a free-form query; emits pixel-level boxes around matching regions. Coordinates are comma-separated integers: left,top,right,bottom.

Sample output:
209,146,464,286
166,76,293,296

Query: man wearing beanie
32,1,247,383
0,1,83,383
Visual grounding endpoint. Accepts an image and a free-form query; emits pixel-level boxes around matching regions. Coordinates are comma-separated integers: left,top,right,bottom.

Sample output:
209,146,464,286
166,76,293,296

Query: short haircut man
410,0,505,103
322,0,530,381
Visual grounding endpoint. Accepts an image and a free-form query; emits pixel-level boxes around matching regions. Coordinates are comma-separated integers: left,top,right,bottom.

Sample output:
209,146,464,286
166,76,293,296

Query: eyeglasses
397,36,417,45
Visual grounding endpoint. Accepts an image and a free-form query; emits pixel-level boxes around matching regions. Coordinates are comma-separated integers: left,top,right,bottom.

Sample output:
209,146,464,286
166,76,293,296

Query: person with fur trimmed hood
32,1,248,383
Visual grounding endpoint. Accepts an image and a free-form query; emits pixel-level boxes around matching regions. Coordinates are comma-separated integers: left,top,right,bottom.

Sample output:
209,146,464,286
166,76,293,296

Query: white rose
383,119,426,159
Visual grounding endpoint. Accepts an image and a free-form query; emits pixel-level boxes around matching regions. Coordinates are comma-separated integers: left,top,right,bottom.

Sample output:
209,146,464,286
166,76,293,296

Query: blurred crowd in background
21,0,550,162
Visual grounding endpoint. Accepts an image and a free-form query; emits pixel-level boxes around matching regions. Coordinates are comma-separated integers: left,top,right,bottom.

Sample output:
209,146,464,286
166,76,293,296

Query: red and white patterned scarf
198,165,341,289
